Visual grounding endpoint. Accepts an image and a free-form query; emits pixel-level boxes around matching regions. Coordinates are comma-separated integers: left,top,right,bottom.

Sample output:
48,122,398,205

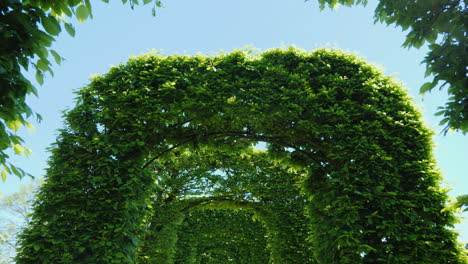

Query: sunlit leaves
6,120,22,132
13,144,24,155
75,5,90,23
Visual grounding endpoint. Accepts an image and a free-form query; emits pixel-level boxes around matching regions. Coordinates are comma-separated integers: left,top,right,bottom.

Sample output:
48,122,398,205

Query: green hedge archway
174,209,271,264
137,146,313,264
16,48,465,264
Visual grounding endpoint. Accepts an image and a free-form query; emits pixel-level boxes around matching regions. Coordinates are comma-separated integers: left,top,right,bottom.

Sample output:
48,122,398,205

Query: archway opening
138,145,314,264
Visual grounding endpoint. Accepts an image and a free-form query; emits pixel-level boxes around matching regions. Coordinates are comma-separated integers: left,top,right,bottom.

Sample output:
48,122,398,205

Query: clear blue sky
1,0,467,242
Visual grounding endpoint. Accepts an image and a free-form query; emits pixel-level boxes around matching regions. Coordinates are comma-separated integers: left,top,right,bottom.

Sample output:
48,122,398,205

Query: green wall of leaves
15,48,466,263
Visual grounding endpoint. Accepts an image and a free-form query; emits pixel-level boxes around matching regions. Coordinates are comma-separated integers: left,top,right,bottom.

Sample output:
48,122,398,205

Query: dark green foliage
316,0,467,133
16,48,466,263
174,210,270,264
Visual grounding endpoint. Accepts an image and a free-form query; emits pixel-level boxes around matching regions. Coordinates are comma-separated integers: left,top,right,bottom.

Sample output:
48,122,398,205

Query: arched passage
16,48,465,264
174,209,270,264
137,146,313,264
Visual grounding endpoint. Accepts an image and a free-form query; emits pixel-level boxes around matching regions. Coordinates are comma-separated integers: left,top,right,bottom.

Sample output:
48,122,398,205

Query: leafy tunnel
138,147,314,264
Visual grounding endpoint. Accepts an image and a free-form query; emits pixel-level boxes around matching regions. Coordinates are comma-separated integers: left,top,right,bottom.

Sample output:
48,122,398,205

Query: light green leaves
41,15,61,36
1,170,6,182
13,144,24,155
6,120,22,132
36,58,50,72
75,5,90,23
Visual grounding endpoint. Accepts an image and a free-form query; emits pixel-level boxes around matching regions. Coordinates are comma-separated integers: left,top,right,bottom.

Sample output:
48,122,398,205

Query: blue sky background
1,0,467,243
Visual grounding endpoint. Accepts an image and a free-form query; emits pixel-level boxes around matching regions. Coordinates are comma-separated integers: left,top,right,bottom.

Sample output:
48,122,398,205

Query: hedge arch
17,48,465,264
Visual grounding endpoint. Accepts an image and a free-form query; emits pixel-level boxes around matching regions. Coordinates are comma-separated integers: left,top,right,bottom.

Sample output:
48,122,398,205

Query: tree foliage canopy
0,0,162,181
14,48,466,263
316,0,467,133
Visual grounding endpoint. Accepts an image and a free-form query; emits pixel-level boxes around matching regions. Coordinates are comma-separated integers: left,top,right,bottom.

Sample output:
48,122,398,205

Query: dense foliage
316,0,467,133
173,210,270,264
15,48,466,263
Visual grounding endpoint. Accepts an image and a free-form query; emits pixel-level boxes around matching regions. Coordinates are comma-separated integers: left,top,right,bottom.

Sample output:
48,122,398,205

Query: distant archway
16,48,464,264
137,146,313,264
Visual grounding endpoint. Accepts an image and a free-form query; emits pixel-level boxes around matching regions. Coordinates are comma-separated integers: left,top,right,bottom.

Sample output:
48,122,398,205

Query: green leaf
61,4,73,17
64,23,75,37
37,46,49,59
1,170,6,182
33,244,40,251
13,144,24,155
10,166,21,178
41,15,61,36
419,82,435,95
6,120,22,132
36,59,50,72
3,165,11,174
84,0,93,19
143,0,152,4
439,117,450,126
460,121,468,133
156,1,163,7
36,71,44,85
426,31,438,44
50,50,62,65
424,67,432,78
76,5,90,23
